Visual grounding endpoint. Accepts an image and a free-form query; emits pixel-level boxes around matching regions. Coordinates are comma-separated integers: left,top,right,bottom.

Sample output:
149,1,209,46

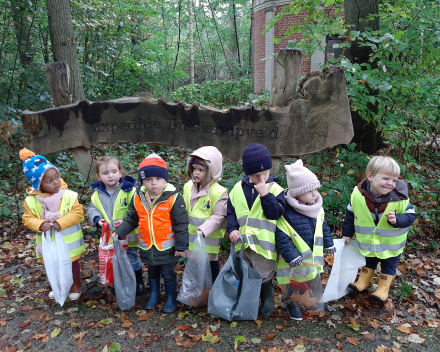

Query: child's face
142,177,167,197
249,170,270,184
97,162,122,188
192,164,207,184
296,189,319,205
366,171,398,197
40,168,61,194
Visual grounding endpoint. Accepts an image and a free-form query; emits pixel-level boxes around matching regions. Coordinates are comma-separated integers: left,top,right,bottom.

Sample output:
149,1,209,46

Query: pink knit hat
285,160,321,197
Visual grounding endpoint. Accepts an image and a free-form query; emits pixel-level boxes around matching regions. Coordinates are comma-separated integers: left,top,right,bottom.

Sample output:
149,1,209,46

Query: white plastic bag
178,231,212,307
41,229,73,306
113,238,136,311
321,239,366,303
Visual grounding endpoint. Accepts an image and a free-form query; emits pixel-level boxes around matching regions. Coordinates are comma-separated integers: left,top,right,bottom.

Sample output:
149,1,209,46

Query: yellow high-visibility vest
276,208,324,284
183,181,226,254
91,189,139,248
351,187,411,259
229,180,284,261
26,190,85,261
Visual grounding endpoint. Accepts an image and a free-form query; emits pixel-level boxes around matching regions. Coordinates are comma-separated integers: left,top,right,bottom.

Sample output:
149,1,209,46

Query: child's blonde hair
366,156,400,177
95,156,126,177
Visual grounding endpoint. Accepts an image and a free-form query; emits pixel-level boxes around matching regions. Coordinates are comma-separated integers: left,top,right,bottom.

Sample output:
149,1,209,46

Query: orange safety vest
134,192,176,251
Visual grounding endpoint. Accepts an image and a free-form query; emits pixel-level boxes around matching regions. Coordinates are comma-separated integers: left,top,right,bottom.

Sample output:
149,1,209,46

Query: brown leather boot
348,267,374,292
69,275,82,301
371,273,394,302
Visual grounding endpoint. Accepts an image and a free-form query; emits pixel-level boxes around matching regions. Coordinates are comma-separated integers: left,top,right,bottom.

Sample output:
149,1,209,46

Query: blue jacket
227,175,286,233
88,175,137,228
275,202,334,263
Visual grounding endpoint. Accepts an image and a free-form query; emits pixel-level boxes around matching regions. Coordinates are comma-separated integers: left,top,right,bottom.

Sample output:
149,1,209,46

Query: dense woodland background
0,0,439,241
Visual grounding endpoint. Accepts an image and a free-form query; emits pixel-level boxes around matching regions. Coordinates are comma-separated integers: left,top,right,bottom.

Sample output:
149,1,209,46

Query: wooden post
271,48,302,107
44,62,95,182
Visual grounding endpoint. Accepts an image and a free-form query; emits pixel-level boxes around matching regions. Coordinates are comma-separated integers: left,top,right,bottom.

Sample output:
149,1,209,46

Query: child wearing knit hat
227,143,286,317
20,148,86,301
113,153,189,313
275,159,335,320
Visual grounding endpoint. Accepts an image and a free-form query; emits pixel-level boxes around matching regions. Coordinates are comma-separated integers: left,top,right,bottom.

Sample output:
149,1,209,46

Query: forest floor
0,219,439,352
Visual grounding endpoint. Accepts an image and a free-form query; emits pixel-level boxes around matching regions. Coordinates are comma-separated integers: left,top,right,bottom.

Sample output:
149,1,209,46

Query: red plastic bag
98,222,129,285
99,222,114,285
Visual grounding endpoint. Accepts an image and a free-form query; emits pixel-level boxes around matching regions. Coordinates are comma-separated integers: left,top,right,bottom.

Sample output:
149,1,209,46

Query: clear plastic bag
113,238,136,311
42,228,73,306
178,231,212,308
283,273,324,311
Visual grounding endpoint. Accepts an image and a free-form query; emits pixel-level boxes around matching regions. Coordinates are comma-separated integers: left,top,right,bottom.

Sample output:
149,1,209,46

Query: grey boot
259,282,274,317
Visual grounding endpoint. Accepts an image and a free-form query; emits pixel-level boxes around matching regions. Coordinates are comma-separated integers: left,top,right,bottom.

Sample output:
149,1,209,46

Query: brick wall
253,10,266,94
253,3,344,93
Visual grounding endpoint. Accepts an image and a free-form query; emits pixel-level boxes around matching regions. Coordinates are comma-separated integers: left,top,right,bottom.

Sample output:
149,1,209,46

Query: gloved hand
325,246,337,254
289,255,303,267
36,243,43,256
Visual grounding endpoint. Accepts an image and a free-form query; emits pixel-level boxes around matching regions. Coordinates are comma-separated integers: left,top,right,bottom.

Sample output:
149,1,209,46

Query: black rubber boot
144,279,159,309
259,282,274,317
163,280,177,313
134,269,146,296
210,261,220,284
287,304,303,320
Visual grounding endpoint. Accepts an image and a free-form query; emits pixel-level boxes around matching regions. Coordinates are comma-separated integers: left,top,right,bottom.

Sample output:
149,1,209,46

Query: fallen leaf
74,332,86,339
234,336,245,343
99,318,114,325
255,320,262,327
67,307,78,313
293,346,306,352
176,324,191,330
363,333,375,341
122,321,133,328
230,322,237,328
108,343,121,352
205,349,216,352
347,336,360,345
135,310,147,316
19,319,31,328
396,326,411,334
407,334,425,343
128,329,139,339
348,324,360,331
51,328,61,338
337,341,343,350
384,300,395,309
211,336,221,343
335,331,345,340
370,322,381,329
251,338,261,343
266,333,276,341
120,313,128,322
138,313,153,321
178,311,190,319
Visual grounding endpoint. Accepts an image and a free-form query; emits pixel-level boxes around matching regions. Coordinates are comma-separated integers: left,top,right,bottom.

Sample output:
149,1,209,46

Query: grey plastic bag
113,238,136,311
208,236,262,321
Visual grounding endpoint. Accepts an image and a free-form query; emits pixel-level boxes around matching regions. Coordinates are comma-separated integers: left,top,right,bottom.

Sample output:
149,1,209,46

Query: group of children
19,142,416,320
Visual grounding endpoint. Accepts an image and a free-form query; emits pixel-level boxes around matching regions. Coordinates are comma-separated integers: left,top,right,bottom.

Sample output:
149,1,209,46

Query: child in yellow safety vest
113,153,189,313
87,156,145,295
20,148,86,301
228,143,286,317
181,146,228,283
342,156,416,303
275,160,336,320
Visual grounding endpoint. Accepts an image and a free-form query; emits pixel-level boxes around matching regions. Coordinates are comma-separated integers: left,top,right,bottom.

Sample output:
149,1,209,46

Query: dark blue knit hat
241,143,272,175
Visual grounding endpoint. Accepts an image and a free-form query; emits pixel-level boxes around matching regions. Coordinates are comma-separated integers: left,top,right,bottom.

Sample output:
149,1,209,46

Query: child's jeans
365,254,401,276
148,263,176,283
127,247,142,272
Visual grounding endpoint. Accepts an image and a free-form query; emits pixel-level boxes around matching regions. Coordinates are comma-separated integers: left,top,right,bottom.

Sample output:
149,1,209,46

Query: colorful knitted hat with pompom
19,148,58,191
138,153,169,182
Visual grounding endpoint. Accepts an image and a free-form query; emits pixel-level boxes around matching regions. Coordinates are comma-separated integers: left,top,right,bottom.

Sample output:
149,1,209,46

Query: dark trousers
365,254,401,275
210,260,220,283
148,263,176,283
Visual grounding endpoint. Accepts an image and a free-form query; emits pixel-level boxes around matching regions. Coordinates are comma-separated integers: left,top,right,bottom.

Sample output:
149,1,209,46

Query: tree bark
271,49,302,107
45,0,85,102
345,0,382,154
189,0,194,84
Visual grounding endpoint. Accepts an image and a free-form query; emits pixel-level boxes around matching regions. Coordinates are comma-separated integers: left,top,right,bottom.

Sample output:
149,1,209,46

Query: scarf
145,190,164,211
285,189,323,218
35,188,66,223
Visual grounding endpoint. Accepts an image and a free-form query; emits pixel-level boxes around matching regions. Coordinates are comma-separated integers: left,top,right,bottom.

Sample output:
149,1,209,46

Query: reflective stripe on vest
27,190,86,259
229,180,284,261
351,187,410,259
183,181,227,254
91,189,139,248
276,208,325,284
134,184,178,251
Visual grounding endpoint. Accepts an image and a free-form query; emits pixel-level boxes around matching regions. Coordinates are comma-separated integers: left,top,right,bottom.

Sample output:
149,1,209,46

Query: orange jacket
134,193,177,251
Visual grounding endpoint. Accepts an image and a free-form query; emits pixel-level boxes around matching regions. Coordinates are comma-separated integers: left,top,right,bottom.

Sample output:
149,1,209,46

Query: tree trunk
189,0,194,84
271,49,302,107
345,0,382,154
45,0,85,102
